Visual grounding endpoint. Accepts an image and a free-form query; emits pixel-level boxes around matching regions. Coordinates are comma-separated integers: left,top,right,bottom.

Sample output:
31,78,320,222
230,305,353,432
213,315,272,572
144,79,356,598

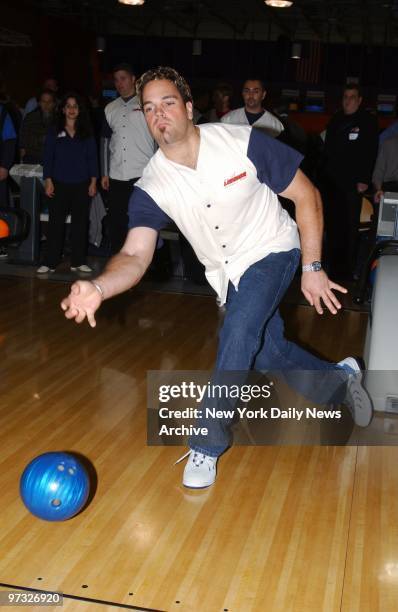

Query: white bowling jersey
129,123,302,305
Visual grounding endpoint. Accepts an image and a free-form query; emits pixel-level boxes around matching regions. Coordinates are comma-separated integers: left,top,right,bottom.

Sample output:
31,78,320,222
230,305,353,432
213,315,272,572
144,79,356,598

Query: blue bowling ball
20,452,90,521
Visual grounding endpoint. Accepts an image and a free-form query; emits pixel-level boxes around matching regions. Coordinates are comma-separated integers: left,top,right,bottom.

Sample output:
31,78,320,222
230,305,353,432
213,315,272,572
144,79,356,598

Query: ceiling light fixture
265,0,293,7
118,0,145,6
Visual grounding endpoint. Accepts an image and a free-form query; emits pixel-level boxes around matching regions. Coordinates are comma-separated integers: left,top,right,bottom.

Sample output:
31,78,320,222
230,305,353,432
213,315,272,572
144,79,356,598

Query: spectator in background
222,78,284,138
0,100,17,207
205,82,233,122
273,104,307,154
100,63,156,254
38,93,98,274
23,78,59,118
191,88,210,124
20,89,56,164
320,84,378,280
372,133,398,203
0,77,22,146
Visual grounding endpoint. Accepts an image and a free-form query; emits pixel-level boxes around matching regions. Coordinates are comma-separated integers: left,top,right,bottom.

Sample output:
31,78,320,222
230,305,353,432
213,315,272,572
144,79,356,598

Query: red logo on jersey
224,171,247,187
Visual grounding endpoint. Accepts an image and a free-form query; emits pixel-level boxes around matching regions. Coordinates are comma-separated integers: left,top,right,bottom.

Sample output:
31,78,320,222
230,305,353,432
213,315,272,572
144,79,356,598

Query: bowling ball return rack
0,206,30,250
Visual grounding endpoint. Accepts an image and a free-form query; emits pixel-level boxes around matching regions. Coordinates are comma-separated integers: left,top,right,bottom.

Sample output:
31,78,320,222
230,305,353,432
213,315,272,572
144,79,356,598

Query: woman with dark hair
38,92,98,273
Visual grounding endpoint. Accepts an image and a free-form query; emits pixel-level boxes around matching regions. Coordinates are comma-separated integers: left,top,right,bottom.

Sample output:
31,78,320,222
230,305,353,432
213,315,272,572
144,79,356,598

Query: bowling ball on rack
0,218,10,238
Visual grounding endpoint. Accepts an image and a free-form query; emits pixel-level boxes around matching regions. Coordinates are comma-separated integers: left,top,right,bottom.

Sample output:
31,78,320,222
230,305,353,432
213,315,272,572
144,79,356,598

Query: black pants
108,178,138,254
0,179,8,207
46,181,89,269
322,180,362,279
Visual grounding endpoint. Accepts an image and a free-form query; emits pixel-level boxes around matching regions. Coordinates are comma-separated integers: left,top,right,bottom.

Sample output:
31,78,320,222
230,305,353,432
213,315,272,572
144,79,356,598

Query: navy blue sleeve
247,128,304,194
128,186,172,231
101,115,112,138
42,127,56,180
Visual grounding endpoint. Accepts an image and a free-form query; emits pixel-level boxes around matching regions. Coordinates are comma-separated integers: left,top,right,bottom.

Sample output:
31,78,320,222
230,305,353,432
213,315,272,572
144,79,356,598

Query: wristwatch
302,261,322,272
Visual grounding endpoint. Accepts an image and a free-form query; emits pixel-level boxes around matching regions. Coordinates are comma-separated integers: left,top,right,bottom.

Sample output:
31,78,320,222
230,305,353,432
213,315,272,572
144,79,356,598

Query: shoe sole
182,480,216,489
347,374,373,427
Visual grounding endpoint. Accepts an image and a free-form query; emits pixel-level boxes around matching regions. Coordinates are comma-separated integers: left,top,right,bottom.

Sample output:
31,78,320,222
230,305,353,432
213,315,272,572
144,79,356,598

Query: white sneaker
175,449,217,489
338,357,373,427
71,264,93,273
37,265,55,274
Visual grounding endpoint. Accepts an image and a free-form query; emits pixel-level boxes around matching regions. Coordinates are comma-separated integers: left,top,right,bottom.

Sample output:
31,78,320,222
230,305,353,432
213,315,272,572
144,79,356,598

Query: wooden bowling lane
0,586,155,612
341,446,398,612
1,276,398,611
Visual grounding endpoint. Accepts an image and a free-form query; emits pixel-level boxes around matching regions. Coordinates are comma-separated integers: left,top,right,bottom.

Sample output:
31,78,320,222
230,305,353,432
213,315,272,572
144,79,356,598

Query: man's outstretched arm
60,226,158,327
279,168,347,315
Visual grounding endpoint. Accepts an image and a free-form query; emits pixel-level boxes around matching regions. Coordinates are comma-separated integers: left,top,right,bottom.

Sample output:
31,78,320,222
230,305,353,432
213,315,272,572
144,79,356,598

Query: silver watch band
302,261,322,272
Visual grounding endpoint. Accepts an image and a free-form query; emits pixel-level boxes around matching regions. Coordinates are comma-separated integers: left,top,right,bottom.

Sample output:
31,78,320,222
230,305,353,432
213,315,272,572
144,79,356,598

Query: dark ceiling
25,0,398,45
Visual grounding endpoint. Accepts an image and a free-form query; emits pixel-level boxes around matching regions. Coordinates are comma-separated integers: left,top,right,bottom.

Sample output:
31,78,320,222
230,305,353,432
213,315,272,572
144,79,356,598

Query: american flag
296,40,322,84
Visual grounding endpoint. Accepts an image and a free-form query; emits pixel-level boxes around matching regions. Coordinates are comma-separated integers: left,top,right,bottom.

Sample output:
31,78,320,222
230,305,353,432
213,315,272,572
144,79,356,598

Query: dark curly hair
56,92,93,139
343,83,363,98
136,66,193,107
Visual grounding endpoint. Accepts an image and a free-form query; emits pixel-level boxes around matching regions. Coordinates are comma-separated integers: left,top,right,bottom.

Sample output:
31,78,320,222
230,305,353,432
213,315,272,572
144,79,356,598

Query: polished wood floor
0,276,396,612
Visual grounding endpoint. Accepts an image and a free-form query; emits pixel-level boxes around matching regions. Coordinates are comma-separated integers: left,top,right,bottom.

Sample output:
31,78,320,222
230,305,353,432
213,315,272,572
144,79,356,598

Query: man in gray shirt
101,63,156,254
372,134,398,203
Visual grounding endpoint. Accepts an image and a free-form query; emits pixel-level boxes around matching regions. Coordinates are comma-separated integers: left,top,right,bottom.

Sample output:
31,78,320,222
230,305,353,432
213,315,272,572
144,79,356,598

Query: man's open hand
301,270,347,315
61,280,103,327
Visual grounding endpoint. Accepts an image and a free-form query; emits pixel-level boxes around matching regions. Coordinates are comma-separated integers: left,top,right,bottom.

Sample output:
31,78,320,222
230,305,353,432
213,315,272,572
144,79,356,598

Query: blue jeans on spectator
189,249,346,457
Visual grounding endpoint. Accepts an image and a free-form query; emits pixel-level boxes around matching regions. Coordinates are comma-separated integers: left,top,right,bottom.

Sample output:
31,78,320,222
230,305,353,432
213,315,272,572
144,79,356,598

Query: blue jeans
189,249,346,457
